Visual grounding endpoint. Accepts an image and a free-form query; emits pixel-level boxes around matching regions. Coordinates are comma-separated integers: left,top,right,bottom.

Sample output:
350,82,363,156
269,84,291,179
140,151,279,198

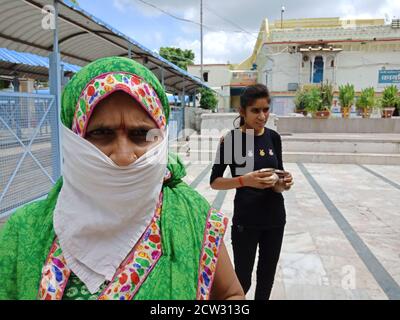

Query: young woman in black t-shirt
210,84,294,300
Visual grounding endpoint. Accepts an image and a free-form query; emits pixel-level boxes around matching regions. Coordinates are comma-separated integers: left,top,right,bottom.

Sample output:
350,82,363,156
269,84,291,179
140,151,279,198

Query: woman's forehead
249,99,270,108
87,91,157,127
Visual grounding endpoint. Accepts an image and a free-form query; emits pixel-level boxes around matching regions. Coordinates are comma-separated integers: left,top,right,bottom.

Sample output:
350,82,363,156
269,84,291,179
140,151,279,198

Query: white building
238,17,400,114
187,64,232,112
187,64,260,112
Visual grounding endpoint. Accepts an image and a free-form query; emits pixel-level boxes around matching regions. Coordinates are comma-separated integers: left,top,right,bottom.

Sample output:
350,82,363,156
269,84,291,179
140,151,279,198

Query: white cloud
378,0,400,20
337,0,400,20
112,0,163,17
338,3,375,20
113,0,399,30
111,0,400,64
113,0,129,12
174,31,256,64
112,0,194,18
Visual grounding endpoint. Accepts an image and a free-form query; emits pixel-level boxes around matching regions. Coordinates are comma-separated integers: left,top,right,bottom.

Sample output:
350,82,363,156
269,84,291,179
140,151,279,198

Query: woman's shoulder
3,198,52,237
164,181,228,230
2,179,62,238
266,128,282,145
218,129,240,144
266,128,281,139
164,181,210,217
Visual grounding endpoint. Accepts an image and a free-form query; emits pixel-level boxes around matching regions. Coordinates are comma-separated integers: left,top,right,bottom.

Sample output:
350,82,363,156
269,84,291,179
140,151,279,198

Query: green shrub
304,87,323,113
320,82,333,108
356,87,375,109
294,88,307,111
380,85,399,109
338,83,355,109
199,87,218,111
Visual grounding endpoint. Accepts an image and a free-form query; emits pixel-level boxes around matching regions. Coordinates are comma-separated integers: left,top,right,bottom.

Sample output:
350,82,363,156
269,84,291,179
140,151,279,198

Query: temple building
238,17,400,114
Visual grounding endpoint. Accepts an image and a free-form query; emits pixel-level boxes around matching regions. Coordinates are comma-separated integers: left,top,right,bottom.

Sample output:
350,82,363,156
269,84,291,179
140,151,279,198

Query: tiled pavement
182,158,400,300
1,157,399,300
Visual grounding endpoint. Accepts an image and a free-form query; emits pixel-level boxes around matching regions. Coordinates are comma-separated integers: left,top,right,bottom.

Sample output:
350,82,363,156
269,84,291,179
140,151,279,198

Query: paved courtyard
1,156,399,300
182,159,400,300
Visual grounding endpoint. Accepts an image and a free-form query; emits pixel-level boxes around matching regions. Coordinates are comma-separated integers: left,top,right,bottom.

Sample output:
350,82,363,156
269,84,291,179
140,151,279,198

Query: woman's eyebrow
126,124,155,131
86,123,115,131
87,123,155,131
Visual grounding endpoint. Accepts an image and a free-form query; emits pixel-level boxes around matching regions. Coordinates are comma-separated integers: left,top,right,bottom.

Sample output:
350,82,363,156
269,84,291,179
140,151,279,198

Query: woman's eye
87,128,114,137
129,130,150,143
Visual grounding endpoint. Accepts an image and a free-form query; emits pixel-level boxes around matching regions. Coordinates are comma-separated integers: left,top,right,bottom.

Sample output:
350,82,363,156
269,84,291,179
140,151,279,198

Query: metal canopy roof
0,47,80,80
0,0,207,94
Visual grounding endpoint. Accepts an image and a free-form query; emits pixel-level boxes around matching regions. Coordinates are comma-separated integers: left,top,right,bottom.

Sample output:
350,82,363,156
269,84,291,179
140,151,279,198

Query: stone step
188,150,218,163
188,135,221,152
282,151,400,165
189,134,400,155
168,141,190,153
176,152,191,163
282,140,400,154
188,149,400,165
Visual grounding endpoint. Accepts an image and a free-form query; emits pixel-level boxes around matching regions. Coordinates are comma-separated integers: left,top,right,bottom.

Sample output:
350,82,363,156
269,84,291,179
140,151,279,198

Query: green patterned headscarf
61,56,185,184
61,56,170,129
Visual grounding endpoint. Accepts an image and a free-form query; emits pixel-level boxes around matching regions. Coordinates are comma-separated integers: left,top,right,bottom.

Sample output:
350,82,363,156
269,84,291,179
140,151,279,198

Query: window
312,56,324,83
203,72,209,82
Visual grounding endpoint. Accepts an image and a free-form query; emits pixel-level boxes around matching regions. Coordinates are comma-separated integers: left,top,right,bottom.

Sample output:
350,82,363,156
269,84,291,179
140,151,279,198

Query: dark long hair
233,84,271,128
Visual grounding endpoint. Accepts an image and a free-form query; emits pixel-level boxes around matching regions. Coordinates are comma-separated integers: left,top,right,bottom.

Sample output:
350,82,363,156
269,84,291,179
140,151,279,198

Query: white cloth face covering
54,124,168,293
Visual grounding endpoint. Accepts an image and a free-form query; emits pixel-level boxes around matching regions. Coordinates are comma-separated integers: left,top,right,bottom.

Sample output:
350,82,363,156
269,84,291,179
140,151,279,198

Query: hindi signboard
378,70,400,84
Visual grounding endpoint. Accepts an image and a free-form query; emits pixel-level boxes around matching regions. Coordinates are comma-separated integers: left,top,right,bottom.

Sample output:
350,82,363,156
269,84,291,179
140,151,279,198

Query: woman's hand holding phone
273,170,294,191
282,172,294,190
242,169,279,189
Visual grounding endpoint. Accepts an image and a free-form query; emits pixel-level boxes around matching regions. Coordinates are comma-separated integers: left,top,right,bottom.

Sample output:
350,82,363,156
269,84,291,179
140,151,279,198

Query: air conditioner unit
392,19,400,28
288,83,299,91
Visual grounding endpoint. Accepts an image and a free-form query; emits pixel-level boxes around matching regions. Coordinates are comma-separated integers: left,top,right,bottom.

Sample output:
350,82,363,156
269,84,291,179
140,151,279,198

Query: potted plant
294,87,308,116
321,82,333,107
338,83,355,119
304,87,327,118
356,87,375,118
380,85,399,118
394,96,400,117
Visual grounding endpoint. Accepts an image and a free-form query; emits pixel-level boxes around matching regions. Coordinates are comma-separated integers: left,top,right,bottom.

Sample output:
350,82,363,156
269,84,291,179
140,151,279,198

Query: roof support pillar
310,55,315,83
181,82,185,108
49,0,62,179
128,43,132,59
160,67,165,89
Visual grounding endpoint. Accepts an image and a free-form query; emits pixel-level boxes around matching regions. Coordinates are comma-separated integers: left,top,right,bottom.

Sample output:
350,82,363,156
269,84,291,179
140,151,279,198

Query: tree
159,47,195,71
0,80,10,90
199,87,218,111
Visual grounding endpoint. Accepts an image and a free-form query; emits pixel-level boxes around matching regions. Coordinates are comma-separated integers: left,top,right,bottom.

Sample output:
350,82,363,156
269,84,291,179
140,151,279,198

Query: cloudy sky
77,0,400,64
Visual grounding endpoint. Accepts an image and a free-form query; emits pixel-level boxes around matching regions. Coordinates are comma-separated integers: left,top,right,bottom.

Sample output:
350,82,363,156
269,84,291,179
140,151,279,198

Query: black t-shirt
210,128,286,229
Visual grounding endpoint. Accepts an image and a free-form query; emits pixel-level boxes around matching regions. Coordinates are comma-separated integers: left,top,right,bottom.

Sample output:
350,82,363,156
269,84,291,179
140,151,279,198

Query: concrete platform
276,117,400,134
187,133,400,165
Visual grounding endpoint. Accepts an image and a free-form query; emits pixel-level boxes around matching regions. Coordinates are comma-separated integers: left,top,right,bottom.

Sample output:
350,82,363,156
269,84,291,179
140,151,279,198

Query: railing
269,25,399,42
0,92,60,217
231,71,258,86
169,107,184,142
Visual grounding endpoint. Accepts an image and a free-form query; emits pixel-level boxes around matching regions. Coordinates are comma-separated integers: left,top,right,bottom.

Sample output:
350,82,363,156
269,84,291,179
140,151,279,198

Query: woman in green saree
0,57,244,300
